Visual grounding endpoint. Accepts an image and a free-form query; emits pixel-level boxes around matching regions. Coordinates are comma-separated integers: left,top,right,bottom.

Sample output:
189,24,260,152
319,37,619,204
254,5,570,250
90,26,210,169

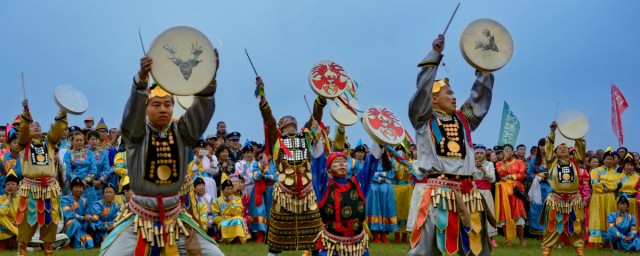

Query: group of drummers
0,19,634,256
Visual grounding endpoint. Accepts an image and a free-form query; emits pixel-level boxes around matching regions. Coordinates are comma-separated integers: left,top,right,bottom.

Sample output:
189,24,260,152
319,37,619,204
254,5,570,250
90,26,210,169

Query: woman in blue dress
247,152,276,243
64,131,97,206
87,131,111,202
365,148,398,243
605,195,640,252
527,138,550,236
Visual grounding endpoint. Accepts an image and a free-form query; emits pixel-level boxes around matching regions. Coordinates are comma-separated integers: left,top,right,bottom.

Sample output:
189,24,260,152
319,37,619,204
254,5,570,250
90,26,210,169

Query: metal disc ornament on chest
145,130,180,185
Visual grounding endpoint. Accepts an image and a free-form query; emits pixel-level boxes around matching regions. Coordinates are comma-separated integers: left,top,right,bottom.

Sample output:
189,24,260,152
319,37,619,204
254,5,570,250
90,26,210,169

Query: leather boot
394,232,401,243
256,231,265,243
542,246,552,256
575,246,584,256
402,232,409,243
380,233,390,244
44,242,54,256
372,232,381,243
17,242,27,256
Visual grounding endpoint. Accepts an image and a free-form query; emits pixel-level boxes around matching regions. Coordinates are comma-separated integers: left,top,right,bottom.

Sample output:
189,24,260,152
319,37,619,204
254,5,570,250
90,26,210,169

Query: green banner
498,101,520,146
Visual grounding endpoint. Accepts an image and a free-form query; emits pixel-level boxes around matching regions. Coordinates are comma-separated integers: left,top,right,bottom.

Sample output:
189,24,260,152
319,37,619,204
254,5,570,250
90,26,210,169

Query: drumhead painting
460,18,513,72
148,26,217,96
362,106,405,146
308,61,350,99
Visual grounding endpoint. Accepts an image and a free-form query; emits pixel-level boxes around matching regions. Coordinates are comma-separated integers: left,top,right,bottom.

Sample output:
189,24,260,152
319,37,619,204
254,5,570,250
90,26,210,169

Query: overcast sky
1,1,638,151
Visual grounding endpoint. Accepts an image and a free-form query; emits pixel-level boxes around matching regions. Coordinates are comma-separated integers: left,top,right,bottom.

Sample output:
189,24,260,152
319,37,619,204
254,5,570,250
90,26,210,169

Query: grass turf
0,236,620,256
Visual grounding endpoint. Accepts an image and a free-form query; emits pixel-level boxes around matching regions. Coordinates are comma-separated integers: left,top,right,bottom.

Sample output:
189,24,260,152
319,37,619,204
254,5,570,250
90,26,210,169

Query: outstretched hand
22,99,29,110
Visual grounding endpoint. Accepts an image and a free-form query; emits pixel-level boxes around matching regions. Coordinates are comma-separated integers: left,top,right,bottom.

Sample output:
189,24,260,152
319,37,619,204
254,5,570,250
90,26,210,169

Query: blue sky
1,1,638,151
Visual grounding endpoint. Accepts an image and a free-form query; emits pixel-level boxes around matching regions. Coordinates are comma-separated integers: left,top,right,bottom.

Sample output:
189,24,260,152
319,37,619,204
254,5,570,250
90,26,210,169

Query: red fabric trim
456,110,473,148
445,210,459,254
254,179,267,206
473,180,492,190
263,125,271,157
134,231,147,256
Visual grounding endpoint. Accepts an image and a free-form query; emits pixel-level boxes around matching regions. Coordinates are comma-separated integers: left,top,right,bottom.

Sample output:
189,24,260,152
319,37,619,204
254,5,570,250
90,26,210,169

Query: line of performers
0,34,619,256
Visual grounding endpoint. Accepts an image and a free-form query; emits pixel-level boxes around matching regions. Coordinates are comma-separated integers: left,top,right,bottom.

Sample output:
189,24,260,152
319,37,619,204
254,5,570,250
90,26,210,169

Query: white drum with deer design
148,26,217,96
459,18,513,72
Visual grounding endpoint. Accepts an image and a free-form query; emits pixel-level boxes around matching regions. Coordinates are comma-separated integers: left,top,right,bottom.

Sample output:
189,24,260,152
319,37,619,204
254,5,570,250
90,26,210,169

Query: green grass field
0,236,619,256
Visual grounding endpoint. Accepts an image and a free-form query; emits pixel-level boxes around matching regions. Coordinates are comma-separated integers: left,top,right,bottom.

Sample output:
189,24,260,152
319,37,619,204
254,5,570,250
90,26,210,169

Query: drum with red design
308,61,350,99
362,106,405,146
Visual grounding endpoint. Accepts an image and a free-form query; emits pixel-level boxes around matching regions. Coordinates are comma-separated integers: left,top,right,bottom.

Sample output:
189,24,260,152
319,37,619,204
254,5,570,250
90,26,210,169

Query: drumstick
21,72,26,100
303,95,314,117
442,3,461,36
244,49,259,77
138,27,146,55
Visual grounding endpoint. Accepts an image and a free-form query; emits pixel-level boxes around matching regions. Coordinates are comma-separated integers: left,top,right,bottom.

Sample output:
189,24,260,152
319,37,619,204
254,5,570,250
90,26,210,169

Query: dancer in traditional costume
365,150,398,243
15,99,67,256
248,153,276,243
472,145,498,247
212,179,251,244
407,35,496,256
495,144,527,247
310,122,382,256
604,195,640,252
255,76,325,256
540,121,587,256
61,176,94,250
0,170,20,250
98,55,223,255
589,147,620,245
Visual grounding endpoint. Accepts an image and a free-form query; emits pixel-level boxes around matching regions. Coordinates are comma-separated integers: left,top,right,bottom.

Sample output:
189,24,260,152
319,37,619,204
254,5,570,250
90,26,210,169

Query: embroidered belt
277,181,313,195
19,177,60,200
129,198,182,221
315,226,368,256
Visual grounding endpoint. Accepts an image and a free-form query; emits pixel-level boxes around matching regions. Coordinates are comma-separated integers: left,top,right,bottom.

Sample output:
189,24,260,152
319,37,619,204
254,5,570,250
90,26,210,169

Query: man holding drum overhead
15,100,68,256
407,35,496,256
98,53,223,255
255,76,326,256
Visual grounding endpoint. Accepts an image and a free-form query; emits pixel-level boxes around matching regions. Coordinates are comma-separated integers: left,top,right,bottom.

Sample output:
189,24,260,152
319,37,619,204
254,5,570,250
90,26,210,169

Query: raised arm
47,110,68,145
121,57,152,144
18,101,31,148
573,138,586,165
256,77,279,152
408,36,443,130
305,96,327,130
458,71,494,131
177,83,216,147
545,122,557,165
333,124,346,152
